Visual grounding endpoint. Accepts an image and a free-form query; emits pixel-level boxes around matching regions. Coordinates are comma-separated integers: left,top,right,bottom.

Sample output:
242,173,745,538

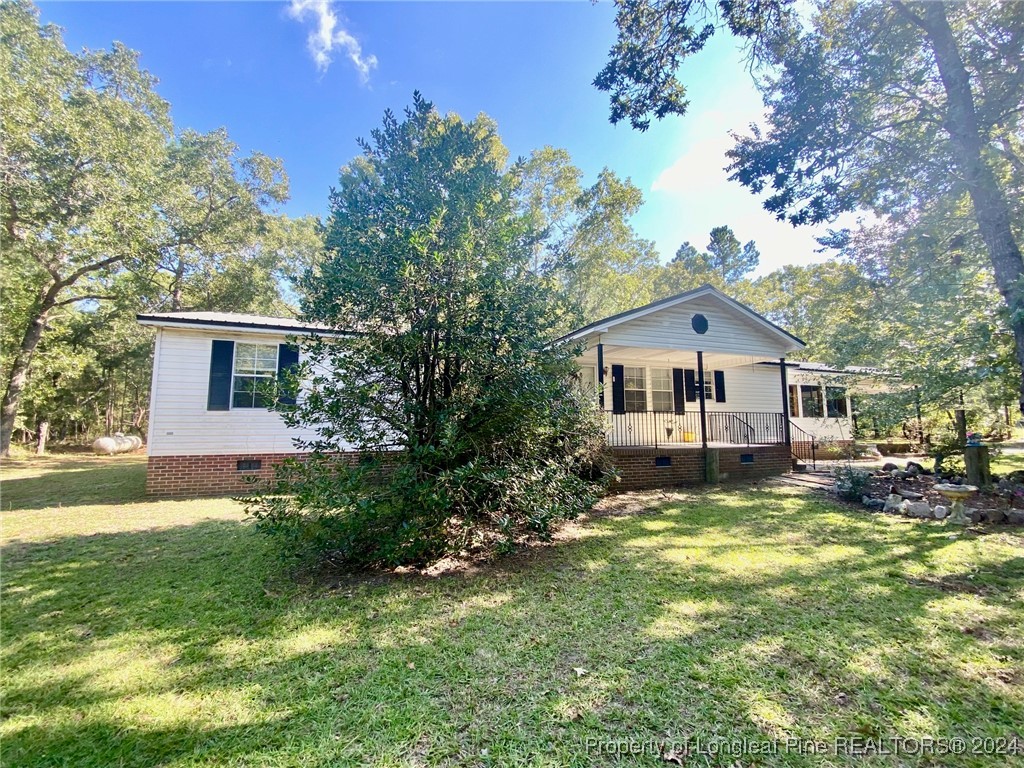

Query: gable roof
559,284,806,348
136,311,342,335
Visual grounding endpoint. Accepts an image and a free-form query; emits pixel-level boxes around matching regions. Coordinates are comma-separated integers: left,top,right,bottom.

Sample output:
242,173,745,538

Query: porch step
777,471,834,491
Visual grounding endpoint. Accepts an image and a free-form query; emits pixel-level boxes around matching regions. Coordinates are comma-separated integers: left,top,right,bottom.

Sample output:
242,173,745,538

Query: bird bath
933,483,978,525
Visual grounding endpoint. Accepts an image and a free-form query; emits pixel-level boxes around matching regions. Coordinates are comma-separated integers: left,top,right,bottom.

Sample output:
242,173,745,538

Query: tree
0,0,169,455
706,225,759,283
246,96,607,567
651,227,759,298
597,1,1024,412
1,2,318,453
738,261,875,363
516,147,660,323
148,128,290,312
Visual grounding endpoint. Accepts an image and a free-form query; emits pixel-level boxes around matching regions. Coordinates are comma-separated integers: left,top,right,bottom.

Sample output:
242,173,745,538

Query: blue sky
40,1,839,275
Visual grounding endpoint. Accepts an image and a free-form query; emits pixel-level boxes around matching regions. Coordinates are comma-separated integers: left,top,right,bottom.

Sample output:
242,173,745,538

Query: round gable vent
691,313,709,334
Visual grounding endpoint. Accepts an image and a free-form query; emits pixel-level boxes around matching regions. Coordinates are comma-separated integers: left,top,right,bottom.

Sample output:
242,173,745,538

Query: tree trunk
919,2,1024,414
0,286,58,457
36,419,49,456
171,253,186,311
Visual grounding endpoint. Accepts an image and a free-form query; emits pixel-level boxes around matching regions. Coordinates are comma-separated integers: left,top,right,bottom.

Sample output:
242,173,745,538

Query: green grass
992,451,1024,476
2,455,1024,766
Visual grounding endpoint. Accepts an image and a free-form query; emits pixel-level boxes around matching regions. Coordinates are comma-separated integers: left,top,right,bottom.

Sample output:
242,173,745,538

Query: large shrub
246,95,609,568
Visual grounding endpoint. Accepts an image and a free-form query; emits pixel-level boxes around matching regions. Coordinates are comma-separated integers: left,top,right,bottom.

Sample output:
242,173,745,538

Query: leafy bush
833,465,872,501
244,96,610,568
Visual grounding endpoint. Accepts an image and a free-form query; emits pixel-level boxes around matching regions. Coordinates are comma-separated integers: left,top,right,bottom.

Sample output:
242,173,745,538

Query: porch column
780,357,791,447
596,342,605,410
696,350,708,449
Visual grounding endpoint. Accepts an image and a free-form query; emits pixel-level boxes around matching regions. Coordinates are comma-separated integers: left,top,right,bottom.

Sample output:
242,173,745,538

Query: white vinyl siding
599,296,795,359
147,328,334,457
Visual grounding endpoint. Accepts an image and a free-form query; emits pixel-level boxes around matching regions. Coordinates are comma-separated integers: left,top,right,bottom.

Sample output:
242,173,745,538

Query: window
623,366,646,412
800,385,824,418
788,384,800,417
232,343,278,408
701,376,714,401
826,386,848,418
650,368,673,412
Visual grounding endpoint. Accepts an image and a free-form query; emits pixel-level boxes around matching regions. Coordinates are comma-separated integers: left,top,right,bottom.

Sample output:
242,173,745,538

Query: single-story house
138,285,861,495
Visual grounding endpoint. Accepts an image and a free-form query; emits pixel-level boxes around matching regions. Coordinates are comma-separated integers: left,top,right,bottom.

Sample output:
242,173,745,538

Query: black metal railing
788,420,818,469
605,411,786,448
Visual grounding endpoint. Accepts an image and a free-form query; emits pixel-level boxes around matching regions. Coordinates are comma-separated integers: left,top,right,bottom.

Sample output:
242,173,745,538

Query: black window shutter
714,370,726,402
611,364,625,414
684,369,697,402
277,344,300,405
207,340,234,411
672,368,686,413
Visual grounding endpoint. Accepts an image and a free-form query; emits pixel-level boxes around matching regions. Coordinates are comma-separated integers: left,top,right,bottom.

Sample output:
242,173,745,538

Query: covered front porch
575,343,795,452
560,285,807,487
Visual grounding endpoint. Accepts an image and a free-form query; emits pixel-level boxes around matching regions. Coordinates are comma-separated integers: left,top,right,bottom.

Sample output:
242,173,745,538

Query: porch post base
704,448,720,484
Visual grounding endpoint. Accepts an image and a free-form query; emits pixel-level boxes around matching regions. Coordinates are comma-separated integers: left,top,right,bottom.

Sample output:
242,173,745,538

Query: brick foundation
149,444,792,497
608,445,791,492
145,453,300,496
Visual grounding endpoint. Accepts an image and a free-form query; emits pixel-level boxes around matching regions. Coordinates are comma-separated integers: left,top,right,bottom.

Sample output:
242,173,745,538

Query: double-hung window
650,368,673,412
232,343,278,408
702,376,714,401
623,366,647,412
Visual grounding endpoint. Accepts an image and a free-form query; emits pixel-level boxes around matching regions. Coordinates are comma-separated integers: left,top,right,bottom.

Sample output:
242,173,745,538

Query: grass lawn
2,455,1024,766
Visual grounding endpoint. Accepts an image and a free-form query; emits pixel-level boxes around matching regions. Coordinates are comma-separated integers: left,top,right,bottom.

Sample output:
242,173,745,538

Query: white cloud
651,133,734,196
287,0,377,83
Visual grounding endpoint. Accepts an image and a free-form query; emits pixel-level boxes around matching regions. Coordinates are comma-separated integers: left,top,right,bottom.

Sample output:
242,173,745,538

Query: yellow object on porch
683,431,697,442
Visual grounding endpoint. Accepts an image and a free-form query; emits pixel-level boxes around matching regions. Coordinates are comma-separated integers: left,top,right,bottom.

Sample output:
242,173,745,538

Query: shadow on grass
2,456,149,510
3,488,1023,766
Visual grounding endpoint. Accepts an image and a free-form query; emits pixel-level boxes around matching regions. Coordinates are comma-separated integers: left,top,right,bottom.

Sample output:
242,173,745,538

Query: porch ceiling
575,344,780,369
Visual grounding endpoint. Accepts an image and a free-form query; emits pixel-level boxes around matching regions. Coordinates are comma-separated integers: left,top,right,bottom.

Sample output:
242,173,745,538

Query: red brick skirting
146,453,319,497
609,445,791,492
150,444,792,497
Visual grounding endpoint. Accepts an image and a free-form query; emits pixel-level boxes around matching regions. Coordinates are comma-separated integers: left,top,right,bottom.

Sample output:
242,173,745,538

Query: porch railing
788,420,818,469
605,411,786,449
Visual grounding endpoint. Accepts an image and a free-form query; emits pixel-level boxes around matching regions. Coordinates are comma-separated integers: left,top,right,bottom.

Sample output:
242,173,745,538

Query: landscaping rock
891,470,910,480
969,508,984,524
883,494,904,514
987,509,1007,524
933,505,949,520
862,496,885,511
1008,510,1024,526
897,489,925,501
882,462,899,472
902,500,932,518
906,461,928,476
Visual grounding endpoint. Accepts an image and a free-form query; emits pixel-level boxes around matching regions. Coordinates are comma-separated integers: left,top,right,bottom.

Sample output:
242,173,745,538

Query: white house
138,285,859,495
